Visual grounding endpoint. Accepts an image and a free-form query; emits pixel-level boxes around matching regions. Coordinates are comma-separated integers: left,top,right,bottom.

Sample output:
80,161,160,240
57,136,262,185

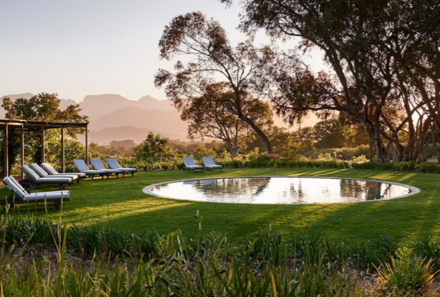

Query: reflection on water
149,177,411,204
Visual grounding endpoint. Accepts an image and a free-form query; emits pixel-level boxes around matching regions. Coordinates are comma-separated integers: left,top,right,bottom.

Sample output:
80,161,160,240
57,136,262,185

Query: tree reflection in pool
143,177,417,204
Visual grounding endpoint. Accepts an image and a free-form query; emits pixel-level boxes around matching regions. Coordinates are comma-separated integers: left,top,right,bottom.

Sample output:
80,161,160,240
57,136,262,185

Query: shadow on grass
3,168,440,242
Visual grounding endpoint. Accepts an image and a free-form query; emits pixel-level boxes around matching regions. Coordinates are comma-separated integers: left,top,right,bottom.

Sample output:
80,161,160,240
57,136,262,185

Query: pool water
143,177,417,204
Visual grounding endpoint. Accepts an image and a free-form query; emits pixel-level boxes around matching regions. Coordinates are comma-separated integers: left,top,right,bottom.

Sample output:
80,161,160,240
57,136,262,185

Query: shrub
376,247,437,295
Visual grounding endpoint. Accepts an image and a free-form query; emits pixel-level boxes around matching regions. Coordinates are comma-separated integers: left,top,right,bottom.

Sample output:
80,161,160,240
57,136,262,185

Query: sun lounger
73,160,108,179
90,159,122,178
202,157,223,171
21,165,73,190
105,158,137,177
182,157,204,172
40,163,86,179
29,163,80,183
0,176,69,210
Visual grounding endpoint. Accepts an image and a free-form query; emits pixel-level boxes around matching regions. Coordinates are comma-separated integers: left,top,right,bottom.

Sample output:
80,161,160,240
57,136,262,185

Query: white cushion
23,190,70,201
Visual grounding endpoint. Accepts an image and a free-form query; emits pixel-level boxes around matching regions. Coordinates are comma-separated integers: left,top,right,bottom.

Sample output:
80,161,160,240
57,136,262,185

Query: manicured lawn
1,168,438,242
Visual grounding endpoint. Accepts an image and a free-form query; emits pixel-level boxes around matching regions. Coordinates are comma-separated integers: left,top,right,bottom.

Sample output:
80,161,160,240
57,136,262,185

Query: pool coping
142,176,421,205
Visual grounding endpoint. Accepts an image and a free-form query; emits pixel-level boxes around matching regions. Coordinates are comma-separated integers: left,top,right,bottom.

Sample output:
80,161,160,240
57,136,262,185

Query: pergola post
85,127,89,164
4,124,8,177
21,124,24,180
61,127,65,173
41,126,45,163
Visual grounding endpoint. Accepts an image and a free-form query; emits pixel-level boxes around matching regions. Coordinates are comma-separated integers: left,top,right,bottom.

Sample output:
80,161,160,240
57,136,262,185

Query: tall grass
1,214,440,295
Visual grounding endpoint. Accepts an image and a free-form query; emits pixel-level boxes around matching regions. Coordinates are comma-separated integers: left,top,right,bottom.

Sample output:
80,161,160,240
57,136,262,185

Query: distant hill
86,126,183,144
0,93,318,144
77,94,175,122
89,106,187,137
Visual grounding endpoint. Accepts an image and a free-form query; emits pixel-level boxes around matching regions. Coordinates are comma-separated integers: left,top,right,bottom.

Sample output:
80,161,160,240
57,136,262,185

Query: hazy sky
0,0,325,102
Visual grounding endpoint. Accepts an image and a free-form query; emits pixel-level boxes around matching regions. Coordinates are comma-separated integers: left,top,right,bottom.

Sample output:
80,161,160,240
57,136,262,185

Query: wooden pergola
0,119,89,178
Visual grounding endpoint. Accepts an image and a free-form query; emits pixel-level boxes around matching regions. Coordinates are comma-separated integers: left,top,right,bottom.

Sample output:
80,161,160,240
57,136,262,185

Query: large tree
154,11,276,153
180,85,272,157
221,0,440,162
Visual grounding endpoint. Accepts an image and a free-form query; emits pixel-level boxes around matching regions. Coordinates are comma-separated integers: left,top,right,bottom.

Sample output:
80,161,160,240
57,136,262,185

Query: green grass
1,168,439,242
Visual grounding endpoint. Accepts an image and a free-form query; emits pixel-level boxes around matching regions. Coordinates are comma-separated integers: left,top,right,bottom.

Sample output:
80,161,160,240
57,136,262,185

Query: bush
376,247,437,295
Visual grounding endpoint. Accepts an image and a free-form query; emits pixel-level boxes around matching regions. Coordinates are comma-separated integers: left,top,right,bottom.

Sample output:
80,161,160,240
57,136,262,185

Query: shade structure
0,119,89,177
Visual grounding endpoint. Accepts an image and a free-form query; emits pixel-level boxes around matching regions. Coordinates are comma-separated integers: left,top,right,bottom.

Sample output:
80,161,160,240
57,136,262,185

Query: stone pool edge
142,176,421,205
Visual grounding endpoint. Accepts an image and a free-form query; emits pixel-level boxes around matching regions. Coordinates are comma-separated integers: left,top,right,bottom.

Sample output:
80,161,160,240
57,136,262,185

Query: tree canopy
155,11,276,153
219,0,440,162
1,93,88,172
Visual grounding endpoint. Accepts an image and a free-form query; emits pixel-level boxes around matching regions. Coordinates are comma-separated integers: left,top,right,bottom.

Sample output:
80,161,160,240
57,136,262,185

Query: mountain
73,94,175,122
79,94,138,121
137,95,174,111
87,126,183,144
89,106,187,137
0,92,319,145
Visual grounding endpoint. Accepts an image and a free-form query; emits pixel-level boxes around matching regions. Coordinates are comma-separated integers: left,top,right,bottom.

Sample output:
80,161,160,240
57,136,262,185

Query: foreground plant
1,214,440,296
376,247,438,295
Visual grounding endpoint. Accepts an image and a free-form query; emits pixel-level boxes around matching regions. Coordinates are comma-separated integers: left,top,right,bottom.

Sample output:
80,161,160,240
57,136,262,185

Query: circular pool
143,177,419,205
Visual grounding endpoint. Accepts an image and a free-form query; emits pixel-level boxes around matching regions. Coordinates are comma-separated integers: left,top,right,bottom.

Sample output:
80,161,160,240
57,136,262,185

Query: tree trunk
362,120,388,162
369,141,375,162
372,136,389,162
230,146,239,158
225,106,274,154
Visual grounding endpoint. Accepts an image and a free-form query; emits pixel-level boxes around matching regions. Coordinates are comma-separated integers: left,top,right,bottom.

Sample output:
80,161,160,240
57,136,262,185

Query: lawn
1,168,438,242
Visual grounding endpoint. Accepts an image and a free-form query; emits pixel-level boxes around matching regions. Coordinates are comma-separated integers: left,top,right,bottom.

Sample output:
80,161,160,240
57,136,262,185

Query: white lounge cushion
203,157,222,169
31,163,78,180
21,165,41,181
183,157,203,169
34,177,73,184
73,160,90,172
74,160,108,175
22,165,71,183
3,177,27,198
106,158,137,172
41,163,87,178
23,190,70,202
185,165,203,169
30,163,50,177
91,159,122,174
204,165,223,169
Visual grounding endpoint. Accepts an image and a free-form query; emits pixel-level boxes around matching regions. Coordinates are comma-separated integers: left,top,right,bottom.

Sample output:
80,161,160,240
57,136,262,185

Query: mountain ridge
0,93,317,144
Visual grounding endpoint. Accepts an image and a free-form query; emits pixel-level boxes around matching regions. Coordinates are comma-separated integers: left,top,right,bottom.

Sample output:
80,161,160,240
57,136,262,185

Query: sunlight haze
0,0,326,102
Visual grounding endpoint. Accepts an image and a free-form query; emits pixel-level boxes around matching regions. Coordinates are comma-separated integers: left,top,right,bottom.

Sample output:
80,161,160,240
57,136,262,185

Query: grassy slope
1,168,438,242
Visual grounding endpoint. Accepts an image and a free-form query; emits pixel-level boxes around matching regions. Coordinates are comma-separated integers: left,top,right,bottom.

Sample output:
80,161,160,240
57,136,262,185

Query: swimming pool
143,176,419,205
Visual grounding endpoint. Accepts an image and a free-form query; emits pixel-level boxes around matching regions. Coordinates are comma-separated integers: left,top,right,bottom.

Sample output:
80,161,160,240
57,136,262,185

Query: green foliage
3,215,440,295
0,93,88,173
376,247,437,295
138,132,174,162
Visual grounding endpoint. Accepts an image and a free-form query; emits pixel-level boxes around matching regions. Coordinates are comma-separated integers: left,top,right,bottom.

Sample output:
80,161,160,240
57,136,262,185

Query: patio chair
90,159,122,178
182,157,204,172
21,165,73,190
202,157,223,172
29,163,80,183
0,176,69,210
73,160,108,179
105,158,137,177
40,163,86,179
